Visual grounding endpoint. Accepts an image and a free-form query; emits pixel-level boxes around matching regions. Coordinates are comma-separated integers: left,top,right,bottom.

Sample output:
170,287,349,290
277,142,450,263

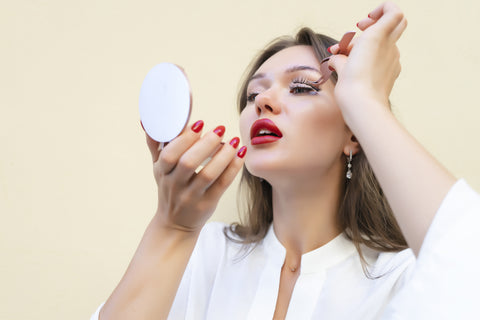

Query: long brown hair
225,27,408,269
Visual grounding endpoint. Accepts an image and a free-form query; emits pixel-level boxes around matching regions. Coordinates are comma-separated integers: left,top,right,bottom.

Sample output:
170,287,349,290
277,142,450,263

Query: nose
255,88,281,116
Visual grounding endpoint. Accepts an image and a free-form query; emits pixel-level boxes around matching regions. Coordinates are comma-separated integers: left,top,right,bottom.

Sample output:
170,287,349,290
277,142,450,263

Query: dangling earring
346,150,353,180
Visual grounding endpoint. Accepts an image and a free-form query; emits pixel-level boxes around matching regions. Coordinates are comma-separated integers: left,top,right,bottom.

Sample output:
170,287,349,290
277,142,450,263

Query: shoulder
374,249,415,273
367,248,416,292
196,221,229,249
194,222,245,256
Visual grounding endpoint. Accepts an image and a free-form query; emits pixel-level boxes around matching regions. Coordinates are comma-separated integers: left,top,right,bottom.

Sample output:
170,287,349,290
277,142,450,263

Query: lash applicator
316,31,356,85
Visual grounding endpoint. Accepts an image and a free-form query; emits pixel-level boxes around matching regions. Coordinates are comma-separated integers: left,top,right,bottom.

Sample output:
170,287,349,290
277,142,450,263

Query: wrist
338,92,392,133
152,209,203,239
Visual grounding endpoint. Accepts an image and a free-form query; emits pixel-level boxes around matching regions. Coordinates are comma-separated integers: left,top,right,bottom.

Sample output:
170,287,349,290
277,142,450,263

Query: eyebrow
249,65,321,82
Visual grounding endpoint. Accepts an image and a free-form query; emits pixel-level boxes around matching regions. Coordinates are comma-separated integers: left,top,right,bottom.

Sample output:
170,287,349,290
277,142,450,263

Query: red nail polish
140,120,145,132
368,13,372,19
329,66,335,72
356,22,360,28
229,137,240,148
237,146,247,158
191,120,204,133
213,125,226,137
327,46,332,54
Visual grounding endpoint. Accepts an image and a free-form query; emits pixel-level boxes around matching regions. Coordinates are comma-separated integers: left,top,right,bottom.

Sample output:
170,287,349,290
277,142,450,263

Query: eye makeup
291,77,320,92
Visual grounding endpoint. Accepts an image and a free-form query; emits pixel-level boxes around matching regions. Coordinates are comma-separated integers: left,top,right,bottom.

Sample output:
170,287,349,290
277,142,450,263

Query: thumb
327,54,348,78
141,120,162,162
146,133,162,163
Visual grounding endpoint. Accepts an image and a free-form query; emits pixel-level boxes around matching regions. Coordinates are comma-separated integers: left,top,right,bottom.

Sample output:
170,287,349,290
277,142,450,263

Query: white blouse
91,179,480,319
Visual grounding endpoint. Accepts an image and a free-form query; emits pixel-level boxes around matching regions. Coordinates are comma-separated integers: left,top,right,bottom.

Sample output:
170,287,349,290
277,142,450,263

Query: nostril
257,104,273,115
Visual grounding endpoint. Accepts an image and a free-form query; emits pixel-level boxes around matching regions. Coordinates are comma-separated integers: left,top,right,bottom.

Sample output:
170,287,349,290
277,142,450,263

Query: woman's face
239,45,354,182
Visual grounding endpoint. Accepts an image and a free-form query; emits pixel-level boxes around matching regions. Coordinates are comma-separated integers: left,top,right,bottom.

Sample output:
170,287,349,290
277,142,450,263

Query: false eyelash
291,77,321,91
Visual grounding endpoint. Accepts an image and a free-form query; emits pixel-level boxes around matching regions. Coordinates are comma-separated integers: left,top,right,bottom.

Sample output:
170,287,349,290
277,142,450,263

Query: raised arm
99,121,245,320
328,2,456,256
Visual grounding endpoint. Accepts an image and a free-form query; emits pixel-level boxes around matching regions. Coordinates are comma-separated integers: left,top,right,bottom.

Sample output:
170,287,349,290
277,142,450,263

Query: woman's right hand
145,120,246,233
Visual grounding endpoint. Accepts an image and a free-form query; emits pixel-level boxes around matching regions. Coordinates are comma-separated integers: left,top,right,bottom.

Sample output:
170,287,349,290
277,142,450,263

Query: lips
250,118,283,145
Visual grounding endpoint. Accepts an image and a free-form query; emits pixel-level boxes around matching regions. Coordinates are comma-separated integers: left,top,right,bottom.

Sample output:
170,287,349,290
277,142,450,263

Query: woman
93,2,480,319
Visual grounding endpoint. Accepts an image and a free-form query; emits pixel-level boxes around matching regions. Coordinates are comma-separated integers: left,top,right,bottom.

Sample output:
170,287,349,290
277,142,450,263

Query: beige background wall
1,0,479,319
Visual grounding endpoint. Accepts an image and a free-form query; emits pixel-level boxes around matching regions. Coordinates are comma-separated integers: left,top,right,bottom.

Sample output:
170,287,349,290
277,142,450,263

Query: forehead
255,45,320,75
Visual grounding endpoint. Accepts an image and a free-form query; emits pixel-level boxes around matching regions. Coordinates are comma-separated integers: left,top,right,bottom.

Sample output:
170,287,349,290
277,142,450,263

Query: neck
271,170,344,258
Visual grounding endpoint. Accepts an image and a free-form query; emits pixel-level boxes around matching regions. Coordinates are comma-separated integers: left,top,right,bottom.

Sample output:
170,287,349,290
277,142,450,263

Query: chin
245,153,291,180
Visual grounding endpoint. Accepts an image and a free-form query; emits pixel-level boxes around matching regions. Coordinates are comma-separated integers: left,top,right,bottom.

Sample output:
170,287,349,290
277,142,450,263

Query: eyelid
291,78,320,92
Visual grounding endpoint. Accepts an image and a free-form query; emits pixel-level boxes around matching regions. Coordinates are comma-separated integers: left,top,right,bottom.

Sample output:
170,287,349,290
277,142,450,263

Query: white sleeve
382,179,480,319
89,302,104,320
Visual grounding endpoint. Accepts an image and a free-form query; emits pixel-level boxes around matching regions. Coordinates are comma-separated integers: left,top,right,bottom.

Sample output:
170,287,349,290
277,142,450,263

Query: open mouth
250,118,283,145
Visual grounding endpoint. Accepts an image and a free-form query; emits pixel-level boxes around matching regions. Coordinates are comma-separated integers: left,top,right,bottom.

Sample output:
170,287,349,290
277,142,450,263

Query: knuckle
178,156,197,171
215,178,229,190
394,48,400,58
198,169,216,184
159,151,176,168
392,11,404,23
216,172,233,189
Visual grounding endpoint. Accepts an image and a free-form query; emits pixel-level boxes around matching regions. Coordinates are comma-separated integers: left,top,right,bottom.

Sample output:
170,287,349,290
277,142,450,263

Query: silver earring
346,150,353,180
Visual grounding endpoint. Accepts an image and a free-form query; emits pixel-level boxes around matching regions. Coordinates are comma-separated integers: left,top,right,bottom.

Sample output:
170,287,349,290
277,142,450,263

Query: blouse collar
263,224,357,274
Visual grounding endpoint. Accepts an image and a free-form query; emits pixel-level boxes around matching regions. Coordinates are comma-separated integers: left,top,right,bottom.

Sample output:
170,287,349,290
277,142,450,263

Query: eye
246,92,258,103
290,78,320,95
290,85,316,94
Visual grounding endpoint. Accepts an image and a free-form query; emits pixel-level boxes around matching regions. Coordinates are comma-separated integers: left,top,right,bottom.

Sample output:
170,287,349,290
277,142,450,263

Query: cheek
290,99,347,155
239,107,255,142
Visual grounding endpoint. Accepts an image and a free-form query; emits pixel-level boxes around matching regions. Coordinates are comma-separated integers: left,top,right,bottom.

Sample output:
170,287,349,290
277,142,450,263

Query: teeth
258,129,273,135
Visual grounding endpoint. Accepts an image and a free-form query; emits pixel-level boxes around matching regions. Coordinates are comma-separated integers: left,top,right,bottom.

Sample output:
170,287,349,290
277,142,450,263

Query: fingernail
229,137,240,148
327,46,332,54
329,66,335,72
191,120,204,133
237,146,247,158
368,13,372,19
356,22,360,28
213,125,226,137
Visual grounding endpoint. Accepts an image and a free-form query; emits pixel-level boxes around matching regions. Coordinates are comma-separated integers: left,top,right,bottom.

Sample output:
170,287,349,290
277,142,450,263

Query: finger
327,54,348,78
390,17,408,42
191,137,240,192
327,33,357,57
157,120,204,173
140,120,161,162
327,44,339,55
173,126,226,182
367,1,399,20
337,31,355,55
356,17,376,31
145,133,161,162
368,2,405,36
205,146,246,200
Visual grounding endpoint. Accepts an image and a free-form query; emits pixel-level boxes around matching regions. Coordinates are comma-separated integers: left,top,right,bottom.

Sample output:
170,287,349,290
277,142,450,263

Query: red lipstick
250,118,283,145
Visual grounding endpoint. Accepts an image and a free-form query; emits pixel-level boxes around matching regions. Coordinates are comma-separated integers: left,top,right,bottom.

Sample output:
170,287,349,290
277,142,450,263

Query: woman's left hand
328,2,408,122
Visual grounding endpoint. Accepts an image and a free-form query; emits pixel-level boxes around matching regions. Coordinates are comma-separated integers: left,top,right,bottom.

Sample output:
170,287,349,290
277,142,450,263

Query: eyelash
246,78,320,103
246,92,258,103
290,77,320,95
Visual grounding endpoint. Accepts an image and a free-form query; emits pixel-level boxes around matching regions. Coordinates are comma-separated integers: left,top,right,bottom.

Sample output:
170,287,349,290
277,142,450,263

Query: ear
343,132,361,157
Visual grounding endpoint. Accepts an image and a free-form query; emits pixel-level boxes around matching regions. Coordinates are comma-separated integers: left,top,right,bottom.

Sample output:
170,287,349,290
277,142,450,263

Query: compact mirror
139,63,192,143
